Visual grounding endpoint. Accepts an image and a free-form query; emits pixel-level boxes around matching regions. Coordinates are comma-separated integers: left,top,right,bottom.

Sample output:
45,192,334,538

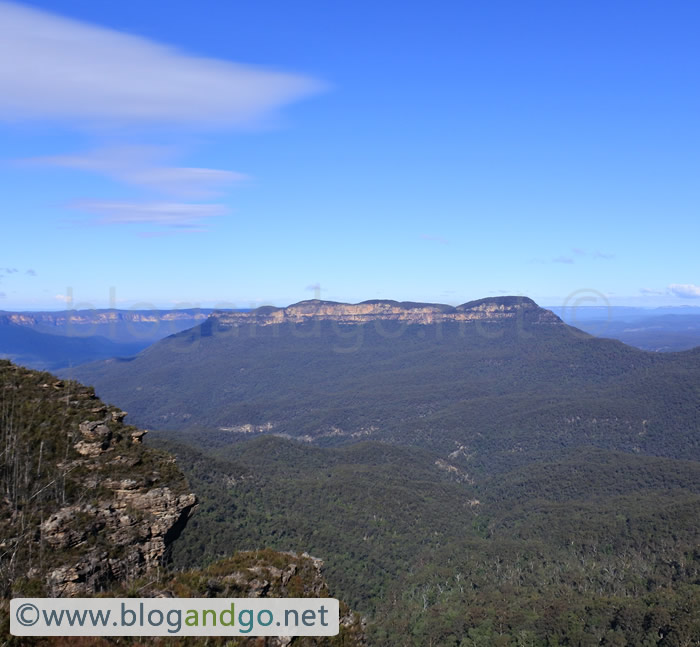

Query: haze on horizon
1,0,698,310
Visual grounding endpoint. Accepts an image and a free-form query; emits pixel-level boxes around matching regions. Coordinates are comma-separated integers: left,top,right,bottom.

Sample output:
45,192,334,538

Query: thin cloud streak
0,1,323,127
28,146,247,198
73,201,229,230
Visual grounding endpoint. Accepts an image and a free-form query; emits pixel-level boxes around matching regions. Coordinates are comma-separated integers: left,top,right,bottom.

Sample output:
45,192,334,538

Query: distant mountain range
67,296,700,470
3,301,699,372
548,304,700,351
0,323,147,371
0,307,217,341
0,308,238,370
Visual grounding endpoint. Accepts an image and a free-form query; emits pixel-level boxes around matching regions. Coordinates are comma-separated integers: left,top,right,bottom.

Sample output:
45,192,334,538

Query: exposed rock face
42,484,196,596
0,297,559,331
39,411,197,596
211,296,562,328
139,549,367,647
0,360,196,597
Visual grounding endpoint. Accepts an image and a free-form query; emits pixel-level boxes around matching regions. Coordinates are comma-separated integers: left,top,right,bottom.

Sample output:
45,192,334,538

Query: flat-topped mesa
212,296,562,326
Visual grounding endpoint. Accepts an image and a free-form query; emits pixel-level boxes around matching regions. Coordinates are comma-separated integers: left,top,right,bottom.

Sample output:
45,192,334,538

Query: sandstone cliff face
0,360,196,597
211,296,562,328
41,473,196,596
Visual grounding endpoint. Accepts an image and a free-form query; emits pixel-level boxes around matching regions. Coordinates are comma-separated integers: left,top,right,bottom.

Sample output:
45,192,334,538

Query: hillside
0,360,365,646
68,297,700,470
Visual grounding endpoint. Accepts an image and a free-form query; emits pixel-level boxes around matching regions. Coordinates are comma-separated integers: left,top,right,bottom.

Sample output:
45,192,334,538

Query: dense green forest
150,433,700,646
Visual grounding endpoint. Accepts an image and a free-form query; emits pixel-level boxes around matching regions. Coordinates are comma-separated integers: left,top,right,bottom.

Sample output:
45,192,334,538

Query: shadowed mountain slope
67,297,700,470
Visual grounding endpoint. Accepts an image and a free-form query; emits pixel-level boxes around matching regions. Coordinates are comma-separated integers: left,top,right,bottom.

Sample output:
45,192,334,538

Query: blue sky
1,0,698,311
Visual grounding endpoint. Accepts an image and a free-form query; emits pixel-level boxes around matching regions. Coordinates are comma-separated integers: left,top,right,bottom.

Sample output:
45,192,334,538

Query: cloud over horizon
0,1,323,127
668,283,700,299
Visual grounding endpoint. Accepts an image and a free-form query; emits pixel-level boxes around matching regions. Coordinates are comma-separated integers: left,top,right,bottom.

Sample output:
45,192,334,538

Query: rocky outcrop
136,549,367,647
0,360,196,597
39,411,197,596
41,484,196,596
211,296,562,328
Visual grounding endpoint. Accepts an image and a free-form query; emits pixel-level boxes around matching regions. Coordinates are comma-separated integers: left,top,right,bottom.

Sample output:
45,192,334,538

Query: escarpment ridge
210,296,562,326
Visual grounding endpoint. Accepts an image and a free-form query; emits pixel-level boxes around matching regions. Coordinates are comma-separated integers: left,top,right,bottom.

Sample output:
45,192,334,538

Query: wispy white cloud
73,201,228,231
668,283,700,298
27,146,247,198
25,269,36,276
553,256,574,264
640,287,665,295
0,1,323,127
125,166,245,198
